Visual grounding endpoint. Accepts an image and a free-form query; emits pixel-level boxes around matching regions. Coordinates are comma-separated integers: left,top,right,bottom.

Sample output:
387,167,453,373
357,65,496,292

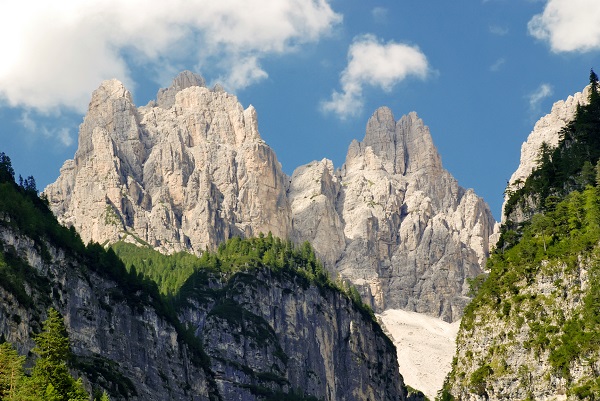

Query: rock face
180,269,404,401
0,225,214,401
46,73,497,322
501,86,589,222
446,256,597,400
45,71,290,255
442,84,600,400
289,108,496,321
0,219,405,400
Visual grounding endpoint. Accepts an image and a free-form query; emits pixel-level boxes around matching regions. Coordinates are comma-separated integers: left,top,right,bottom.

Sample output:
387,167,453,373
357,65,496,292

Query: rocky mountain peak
92,78,132,101
46,72,497,323
45,72,290,254
356,108,442,175
398,111,443,175
156,70,206,108
290,108,496,322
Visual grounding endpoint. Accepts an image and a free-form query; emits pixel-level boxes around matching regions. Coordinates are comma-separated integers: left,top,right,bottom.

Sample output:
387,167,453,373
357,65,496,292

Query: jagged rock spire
156,70,206,108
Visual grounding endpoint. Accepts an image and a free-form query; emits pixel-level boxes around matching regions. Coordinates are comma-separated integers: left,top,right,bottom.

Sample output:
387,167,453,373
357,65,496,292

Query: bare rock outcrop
289,108,496,322
45,71,291,254
46,74,497,322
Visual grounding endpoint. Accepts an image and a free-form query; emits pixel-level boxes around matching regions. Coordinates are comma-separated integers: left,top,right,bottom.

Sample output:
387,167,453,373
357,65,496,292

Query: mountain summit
45,72,496,322
45,72,291,254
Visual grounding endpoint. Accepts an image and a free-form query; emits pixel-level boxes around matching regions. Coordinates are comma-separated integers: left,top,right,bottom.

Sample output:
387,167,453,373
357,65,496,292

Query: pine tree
29,308,89,401
0,342,25,399
590,68,599,104
0,152,15,184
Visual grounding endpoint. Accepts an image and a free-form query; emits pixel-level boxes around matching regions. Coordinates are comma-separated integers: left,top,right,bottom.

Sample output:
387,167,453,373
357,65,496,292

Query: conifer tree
0,152,15,183
590,68,599,104
29,308,89,401
0,342,25,399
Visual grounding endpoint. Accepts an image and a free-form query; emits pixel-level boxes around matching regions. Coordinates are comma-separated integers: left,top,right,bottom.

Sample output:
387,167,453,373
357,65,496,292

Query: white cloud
19,111,73,147
55,128,74,147
490,58,506,72
372,7,388,24
0,0,341,113
321,34,429,119
489,25,509,36
19,112,37,132
528,0,600,52
218,56,269,90
528,83,553,115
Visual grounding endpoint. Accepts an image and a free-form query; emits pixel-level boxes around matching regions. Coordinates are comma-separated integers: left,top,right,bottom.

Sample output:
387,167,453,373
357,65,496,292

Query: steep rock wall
0,219,405,400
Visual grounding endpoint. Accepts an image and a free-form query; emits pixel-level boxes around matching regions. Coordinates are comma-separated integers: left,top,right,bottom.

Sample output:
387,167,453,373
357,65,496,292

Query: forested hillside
0,151,406,401
443,71,600,400
503,70,600,230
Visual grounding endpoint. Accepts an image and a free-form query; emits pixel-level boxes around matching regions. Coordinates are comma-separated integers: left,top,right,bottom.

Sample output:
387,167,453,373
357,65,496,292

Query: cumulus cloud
528,0,600,52
321,35,429,119
528,83,553,116
0,0,341,113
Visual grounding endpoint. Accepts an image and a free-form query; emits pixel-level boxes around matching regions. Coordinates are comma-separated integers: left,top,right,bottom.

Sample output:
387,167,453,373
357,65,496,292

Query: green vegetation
0,150,385,400
457,181,600,397
112,241,202,296
406,384,430,401
502,69,600,246
0,154,86,261
0,308,98,401
114,232,378,324
441,70,600,400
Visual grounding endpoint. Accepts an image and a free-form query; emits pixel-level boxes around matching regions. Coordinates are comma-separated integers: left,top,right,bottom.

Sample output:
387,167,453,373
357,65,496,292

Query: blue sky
1,0,600,221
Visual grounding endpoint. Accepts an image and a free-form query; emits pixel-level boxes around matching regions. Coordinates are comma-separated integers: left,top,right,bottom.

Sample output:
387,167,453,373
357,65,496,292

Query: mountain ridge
45,71,497,323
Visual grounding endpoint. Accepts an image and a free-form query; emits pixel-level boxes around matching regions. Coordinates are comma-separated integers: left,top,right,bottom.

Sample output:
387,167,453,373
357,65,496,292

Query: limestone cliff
45,71,290,255
0,207,405,400
446,252,599,400
46,72,497,322
289,109,496,321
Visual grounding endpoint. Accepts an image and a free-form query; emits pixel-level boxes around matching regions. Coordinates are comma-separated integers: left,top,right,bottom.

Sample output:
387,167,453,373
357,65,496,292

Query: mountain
45,71,497,323
289,107,496,322
45,71,290,254
442,73,600,400
0,164,407,400
502,85,590,223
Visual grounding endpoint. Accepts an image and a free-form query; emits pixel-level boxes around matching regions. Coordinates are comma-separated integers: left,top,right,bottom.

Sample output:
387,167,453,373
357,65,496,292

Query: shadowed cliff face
45,72,497,322
0,221,406,401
